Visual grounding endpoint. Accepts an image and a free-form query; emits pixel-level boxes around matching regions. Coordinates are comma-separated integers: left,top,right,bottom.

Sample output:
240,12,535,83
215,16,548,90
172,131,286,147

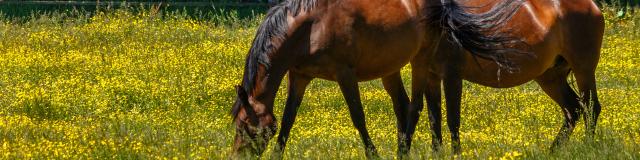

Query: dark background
0,0,638,19
0,0,279,19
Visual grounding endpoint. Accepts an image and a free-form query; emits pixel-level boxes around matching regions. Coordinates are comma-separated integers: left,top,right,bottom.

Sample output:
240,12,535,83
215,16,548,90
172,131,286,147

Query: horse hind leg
566,37,603,138
381,72,411,156
407,58,444,154
405,61,428,154
534,63,581,150
562,12,604,138
336,67,379,158
425,72,444,152
567,57,602,139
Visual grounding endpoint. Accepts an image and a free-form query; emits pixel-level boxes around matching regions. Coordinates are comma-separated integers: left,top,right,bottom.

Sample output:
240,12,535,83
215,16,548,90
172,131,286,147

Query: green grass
0,6,639,159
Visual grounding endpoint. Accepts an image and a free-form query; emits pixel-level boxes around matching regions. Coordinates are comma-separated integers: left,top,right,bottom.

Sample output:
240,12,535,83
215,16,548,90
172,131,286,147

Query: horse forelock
234,0,318,119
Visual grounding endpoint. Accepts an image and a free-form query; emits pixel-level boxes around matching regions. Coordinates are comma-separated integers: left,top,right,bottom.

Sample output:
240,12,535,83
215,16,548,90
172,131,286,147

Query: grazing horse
406,0,604,154
230,0,523,157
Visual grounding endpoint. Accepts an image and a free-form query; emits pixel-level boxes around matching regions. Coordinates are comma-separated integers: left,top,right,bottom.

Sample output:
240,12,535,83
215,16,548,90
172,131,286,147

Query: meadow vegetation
0,6,638,159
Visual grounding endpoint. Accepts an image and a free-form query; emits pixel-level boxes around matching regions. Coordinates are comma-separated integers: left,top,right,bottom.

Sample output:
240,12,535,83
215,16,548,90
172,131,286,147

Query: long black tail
432,0,528,72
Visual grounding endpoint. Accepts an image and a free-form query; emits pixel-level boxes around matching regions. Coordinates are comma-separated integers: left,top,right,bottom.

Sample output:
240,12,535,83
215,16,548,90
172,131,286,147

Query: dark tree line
597,0,640,7
1,0,637,6
597,0,639,16
0,0,281,2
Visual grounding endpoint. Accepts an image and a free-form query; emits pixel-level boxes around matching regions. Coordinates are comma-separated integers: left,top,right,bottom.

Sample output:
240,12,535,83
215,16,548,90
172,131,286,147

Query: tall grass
0,5,638,159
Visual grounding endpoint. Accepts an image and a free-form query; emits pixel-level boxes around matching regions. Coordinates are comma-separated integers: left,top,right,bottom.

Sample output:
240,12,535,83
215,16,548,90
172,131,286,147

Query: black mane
232,0,318,119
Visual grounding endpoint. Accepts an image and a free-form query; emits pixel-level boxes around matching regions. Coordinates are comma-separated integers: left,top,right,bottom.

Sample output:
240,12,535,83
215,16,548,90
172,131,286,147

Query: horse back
457,0,600,44
291,0,427,81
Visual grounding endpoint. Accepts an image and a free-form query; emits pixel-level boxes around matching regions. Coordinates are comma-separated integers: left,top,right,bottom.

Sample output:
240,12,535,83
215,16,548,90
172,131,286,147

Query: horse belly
352,29,421,81
462,43,560,88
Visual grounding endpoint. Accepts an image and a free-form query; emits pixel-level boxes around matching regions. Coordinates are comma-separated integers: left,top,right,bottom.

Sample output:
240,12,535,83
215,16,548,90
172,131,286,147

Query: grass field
0,6,639,159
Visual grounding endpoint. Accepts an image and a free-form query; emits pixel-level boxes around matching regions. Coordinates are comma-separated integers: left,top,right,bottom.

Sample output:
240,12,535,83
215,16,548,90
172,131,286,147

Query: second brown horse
407,0,604,154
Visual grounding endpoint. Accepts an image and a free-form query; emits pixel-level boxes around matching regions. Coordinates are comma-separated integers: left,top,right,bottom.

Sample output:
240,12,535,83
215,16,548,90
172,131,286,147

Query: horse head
232,85,277,156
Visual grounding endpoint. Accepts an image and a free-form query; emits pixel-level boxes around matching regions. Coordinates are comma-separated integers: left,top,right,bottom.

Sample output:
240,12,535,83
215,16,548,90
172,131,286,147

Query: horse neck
249,59,289,110
246,0,316,109
250,18,313,105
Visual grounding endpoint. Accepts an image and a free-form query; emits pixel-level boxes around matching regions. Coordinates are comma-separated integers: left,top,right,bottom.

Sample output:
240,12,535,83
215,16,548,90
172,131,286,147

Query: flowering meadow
0,7,639,159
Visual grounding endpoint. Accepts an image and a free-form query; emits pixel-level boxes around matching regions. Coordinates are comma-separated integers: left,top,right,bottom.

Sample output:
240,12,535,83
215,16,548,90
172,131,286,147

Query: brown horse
407,0,604,154
230,0,523,158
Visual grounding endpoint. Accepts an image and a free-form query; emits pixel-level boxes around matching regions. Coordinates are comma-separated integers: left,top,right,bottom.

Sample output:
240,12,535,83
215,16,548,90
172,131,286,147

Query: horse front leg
273,71,312,158
381,72,411,157
336,68,378,158
443,66,463,155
